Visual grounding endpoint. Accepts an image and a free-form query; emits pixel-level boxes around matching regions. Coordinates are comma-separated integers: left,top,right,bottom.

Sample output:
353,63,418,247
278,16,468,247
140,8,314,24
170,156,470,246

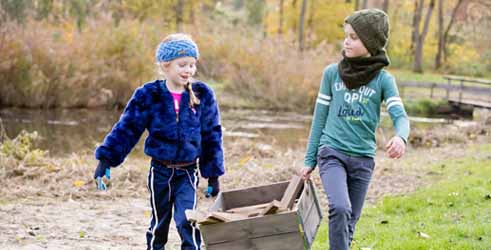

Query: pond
0,108,451,158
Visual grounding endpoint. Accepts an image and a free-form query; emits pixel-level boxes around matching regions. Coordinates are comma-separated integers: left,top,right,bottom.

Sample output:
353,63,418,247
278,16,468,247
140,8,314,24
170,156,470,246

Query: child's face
161,56,197,88
343,24,370,58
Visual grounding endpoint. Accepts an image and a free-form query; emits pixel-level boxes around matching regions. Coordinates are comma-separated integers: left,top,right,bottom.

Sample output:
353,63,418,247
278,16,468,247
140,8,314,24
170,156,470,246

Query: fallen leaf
73,180,85,188
418,231,430,239
144,210,151,218
239,156,253,166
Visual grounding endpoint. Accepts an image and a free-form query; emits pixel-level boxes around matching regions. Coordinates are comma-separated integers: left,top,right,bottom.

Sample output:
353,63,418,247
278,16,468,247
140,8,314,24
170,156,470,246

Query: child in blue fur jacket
93,33,224,250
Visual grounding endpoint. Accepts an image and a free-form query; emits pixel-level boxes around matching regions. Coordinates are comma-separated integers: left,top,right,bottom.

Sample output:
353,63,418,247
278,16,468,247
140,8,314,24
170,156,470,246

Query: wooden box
200,180,323,250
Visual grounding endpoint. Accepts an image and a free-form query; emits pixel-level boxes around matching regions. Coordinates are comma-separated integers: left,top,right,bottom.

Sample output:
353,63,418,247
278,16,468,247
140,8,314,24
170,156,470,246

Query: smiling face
343,23,370,58
161,56,197,92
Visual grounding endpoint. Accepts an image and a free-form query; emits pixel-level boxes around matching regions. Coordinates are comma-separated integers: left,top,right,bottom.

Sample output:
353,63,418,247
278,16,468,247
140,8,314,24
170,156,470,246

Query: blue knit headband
155,39,199,62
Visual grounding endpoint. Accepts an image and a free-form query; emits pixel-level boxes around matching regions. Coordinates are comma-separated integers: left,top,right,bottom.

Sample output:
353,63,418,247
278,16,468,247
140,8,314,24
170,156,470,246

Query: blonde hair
157,33,200,107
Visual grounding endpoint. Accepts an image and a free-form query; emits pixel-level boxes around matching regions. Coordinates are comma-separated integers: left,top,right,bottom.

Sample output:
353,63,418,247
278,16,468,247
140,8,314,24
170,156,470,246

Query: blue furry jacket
95,80,224,178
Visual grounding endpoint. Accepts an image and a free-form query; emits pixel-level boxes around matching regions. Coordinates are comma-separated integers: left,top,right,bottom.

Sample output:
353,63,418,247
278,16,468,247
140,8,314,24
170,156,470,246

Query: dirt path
0,195,216,250
1,137,489,249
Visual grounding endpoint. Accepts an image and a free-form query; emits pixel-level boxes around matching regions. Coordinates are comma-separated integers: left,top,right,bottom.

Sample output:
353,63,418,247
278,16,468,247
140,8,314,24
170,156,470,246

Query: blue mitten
206,176,220,198
94,160,111,190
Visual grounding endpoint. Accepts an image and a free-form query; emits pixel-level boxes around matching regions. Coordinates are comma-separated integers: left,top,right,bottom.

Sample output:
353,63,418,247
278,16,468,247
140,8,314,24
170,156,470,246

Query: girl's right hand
94,161,111,190
299,167,314,180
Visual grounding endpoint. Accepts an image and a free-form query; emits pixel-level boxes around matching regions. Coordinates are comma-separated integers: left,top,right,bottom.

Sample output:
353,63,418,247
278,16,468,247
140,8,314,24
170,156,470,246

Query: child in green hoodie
301,9,410,250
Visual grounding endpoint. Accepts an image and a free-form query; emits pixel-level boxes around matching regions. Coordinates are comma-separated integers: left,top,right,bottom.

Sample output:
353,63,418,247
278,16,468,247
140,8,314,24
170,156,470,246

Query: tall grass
0,18,160,108
0,16,337,110
195,27,336,111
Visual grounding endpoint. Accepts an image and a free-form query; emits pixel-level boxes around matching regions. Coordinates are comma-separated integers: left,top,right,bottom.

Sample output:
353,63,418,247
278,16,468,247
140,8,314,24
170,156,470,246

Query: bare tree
298,0,307,51
307,0,315,27
412,0,436,73
442,0,464,63
383,0,389,12
435,0,444,69
278,0,284,35
189,0,195,26
175,0,184,32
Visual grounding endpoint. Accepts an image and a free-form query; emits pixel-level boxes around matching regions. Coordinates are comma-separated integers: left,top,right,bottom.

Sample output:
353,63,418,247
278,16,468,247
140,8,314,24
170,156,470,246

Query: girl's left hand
385,136,406,159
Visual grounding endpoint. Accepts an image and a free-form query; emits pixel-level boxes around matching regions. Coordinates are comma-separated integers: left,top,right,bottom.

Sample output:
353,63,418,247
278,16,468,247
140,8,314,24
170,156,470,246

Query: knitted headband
155,39,199,62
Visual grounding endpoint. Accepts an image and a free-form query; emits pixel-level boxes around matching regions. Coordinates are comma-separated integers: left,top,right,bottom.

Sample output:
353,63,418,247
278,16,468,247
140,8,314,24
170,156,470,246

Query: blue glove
205,177,220,198
94,160,111,190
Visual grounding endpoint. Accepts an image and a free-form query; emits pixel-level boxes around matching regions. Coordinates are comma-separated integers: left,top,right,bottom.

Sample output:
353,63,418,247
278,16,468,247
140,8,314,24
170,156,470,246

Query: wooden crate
200,180,323,250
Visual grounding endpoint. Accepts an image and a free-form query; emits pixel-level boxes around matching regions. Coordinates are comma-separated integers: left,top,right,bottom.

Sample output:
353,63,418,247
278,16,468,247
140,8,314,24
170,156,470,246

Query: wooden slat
221,181,289,211
185,209,221,225
258,200,282,216
200,212,299,245
206,231,305,250
296,180,323,248
209,212,248,222
443,75,491,85
226,202,271,214
399,81,491,95
279,175,304,210
209,193,225,212
448,98,491,109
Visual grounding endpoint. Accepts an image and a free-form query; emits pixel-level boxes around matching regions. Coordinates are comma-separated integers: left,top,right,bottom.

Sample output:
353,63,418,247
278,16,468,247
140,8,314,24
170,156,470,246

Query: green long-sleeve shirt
304,63,410,168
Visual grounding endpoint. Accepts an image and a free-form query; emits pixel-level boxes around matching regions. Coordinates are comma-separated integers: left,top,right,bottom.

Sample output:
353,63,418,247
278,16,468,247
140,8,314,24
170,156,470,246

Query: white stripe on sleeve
387,101,404,110
318,93,331,101
316,99,330,106
386,96,402,104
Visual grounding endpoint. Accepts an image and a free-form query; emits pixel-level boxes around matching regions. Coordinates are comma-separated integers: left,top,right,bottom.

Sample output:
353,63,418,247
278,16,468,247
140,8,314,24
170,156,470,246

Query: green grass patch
402,98,448,117
391,69,445,84
312,144,491,250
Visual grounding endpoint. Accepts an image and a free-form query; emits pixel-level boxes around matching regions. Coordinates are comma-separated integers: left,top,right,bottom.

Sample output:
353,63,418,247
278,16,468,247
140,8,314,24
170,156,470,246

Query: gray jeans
317,146,375,250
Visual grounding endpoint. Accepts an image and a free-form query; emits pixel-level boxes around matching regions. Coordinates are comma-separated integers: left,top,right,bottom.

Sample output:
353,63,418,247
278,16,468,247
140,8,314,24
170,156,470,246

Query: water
0,108,312,157
0,108,454,158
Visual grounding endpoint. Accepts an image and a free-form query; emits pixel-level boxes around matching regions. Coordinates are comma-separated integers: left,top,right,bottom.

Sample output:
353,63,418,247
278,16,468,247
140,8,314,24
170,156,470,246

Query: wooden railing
443,75,491,102
398,75,491,108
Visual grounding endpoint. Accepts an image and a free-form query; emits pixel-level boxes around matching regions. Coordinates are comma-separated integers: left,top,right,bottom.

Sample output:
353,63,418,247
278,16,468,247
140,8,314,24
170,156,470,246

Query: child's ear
159,62,170,71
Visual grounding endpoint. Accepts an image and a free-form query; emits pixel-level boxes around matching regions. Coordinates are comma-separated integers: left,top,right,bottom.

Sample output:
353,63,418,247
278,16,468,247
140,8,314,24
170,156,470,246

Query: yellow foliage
265,0,351,45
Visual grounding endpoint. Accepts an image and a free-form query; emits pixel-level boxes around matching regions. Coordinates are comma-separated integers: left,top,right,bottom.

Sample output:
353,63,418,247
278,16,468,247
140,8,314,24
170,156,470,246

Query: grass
391,69,446,84
312,143,491,250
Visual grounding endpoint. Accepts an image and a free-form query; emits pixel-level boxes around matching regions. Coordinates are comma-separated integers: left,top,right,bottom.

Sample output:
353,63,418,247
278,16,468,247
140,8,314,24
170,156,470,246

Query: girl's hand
385,136,406,159
94,161,111,190
299,167,314,180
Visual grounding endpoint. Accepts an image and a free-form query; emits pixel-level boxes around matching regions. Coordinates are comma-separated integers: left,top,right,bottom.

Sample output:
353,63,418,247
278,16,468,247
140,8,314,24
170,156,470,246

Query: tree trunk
443,0,464,63
189,0,195,26
355,0,360,11
413,0,435,73
411,0,424,53
383,0,389,12
278,0,284,35
435,0,443,69
298,0,307,51
307,0,315,32
175,0,184,32
362,0,368,9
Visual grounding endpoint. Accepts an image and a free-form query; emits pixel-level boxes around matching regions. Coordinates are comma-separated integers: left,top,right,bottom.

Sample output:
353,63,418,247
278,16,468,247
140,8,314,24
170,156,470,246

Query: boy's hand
206,177,220,198
94,161,111,190
385,136,406,159
299,167,314,180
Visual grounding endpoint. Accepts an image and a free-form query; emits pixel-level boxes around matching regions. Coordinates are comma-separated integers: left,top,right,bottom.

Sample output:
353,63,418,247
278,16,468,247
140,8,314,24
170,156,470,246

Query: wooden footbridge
399,75,491,110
